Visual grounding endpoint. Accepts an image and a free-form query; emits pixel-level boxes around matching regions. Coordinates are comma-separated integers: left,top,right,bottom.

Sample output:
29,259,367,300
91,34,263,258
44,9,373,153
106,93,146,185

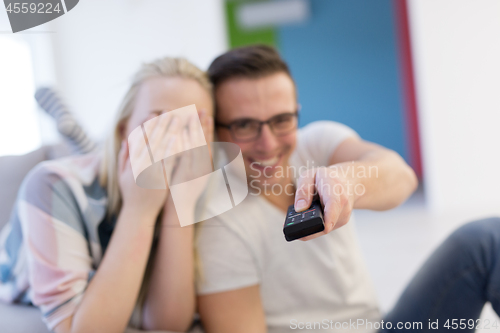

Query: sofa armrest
0,144,71,231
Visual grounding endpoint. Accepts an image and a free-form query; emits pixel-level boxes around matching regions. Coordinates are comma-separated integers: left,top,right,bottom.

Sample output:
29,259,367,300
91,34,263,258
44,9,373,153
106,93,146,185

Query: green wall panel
225,0,277,48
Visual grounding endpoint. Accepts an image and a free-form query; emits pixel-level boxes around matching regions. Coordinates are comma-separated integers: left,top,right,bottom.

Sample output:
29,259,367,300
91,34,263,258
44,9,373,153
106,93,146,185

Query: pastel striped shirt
0,153,117,330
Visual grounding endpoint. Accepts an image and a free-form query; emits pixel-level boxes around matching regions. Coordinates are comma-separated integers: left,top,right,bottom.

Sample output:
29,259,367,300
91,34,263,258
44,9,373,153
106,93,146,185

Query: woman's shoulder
20,152,103,204
25,152,101,185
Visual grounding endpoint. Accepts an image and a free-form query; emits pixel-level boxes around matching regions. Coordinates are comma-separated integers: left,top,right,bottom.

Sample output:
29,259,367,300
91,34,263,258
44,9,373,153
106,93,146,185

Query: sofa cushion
0,301,203,333
0,302,50,333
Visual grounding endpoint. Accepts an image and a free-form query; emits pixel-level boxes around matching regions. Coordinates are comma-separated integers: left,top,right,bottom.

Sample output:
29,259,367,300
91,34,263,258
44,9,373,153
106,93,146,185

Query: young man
195,45,416,333
195,46,500,332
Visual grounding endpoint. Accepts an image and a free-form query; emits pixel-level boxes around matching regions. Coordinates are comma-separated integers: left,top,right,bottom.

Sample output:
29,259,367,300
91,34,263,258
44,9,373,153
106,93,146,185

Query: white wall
49,0,227,141
408,0,500,214
0,9,61,152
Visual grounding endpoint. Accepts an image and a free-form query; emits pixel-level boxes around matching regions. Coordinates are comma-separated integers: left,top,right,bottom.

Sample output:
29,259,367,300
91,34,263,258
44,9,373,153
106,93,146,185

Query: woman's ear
118,120,127,141
213,128,220,142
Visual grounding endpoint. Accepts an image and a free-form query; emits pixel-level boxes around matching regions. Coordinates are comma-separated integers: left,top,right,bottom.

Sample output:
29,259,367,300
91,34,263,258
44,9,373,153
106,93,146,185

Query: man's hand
294,166,355,241
293,137,418,241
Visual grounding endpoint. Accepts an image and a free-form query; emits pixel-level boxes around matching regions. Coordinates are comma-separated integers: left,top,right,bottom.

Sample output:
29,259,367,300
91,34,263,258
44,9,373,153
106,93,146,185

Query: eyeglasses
215,111,299,142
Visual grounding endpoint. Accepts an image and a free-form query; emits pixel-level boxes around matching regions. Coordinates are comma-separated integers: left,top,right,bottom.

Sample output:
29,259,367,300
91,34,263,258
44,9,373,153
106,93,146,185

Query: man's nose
255,124,279,151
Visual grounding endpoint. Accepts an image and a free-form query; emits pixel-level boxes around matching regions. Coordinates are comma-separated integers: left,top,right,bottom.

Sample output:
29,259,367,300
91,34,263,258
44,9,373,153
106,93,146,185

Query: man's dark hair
208,44,293,92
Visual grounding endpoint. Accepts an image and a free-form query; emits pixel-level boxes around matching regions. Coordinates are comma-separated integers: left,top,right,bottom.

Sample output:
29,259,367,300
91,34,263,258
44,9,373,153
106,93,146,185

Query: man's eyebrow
230,117,254,122
229,112,295,122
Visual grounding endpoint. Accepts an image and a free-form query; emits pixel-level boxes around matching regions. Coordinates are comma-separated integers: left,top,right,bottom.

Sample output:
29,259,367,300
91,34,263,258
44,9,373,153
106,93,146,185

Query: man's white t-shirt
196,121,381,333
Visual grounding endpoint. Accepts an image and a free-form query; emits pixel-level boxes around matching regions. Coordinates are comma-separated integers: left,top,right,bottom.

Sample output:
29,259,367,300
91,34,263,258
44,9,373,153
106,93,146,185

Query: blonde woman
0,57,213,333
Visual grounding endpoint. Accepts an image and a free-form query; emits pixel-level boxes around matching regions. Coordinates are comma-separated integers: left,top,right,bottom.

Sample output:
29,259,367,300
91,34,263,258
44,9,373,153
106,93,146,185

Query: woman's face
123,76,213,140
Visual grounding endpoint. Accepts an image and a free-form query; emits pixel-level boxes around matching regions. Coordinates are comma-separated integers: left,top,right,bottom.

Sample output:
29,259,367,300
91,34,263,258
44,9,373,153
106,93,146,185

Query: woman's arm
141,196,195,332
142,112,213,331
54,206,157,333
54,141,169,333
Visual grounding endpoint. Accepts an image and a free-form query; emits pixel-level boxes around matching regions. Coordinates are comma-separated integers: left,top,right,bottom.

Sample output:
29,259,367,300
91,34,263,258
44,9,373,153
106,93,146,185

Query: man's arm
198,285,267,333
328,137,418,210
294,137,418,239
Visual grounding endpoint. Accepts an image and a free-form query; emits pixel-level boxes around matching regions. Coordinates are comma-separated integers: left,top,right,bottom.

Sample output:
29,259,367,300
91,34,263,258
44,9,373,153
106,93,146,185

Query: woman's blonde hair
99,57,212,217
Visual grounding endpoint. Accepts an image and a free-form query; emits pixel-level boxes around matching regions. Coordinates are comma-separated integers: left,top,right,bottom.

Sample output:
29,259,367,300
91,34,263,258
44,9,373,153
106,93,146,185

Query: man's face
215,72,298,189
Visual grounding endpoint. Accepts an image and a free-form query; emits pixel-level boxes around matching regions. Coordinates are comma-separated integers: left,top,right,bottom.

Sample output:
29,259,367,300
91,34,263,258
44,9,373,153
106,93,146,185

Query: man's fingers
299,230,327,241
318,170,352,233
315,168,340,231
322,197,342,233
334,204,352,230
294,168,316,212
299,198,346,242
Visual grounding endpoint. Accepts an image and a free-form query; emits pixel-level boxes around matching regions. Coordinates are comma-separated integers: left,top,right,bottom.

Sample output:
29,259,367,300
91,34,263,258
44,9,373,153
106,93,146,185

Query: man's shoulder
291,120,359,168
298,120,358,140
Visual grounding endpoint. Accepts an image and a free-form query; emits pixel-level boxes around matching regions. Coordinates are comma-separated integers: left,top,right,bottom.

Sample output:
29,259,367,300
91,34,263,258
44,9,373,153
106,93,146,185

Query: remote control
283,199,325,242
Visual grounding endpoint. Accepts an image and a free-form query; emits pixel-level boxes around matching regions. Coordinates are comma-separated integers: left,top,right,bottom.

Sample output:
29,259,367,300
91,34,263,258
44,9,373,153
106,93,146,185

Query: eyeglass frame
214,107,301,143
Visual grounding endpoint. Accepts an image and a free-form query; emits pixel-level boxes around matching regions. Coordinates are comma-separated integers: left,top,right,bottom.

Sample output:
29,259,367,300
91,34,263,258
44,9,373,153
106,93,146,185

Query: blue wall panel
278,0,407,161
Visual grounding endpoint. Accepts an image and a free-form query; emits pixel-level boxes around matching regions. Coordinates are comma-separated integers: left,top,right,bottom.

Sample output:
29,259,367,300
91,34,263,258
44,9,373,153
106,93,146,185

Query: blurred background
1,0,499,323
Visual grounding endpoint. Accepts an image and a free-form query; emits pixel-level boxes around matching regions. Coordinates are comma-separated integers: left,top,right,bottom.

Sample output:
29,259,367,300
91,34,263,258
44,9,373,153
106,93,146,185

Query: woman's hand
199,109,214,147
162,110,214,226
175,110,213,179
118,117,178,214
142,110,213,330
